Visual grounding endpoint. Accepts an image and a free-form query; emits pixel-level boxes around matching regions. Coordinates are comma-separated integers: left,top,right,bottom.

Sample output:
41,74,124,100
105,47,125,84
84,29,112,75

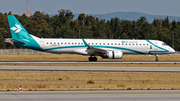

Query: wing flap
87,46,107,54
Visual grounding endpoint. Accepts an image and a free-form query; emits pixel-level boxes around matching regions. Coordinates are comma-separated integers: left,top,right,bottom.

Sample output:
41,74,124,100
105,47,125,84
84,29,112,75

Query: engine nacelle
106,51,123,59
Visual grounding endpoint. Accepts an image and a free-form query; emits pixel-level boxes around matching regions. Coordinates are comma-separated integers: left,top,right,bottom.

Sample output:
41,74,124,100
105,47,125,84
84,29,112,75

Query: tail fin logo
11,24,22,33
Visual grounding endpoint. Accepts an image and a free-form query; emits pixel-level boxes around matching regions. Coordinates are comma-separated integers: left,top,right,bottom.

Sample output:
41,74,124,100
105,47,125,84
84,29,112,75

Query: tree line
0,9,180,50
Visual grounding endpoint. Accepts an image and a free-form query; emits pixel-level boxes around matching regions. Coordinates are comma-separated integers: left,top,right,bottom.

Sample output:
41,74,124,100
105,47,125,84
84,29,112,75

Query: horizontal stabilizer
4,38,25,44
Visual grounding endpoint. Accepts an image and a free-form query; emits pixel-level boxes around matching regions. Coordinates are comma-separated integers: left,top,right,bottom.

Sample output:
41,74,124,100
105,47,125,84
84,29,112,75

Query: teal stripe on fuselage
93,45,145,54
44,45,145,54
146,40,169,54
44,45,86,51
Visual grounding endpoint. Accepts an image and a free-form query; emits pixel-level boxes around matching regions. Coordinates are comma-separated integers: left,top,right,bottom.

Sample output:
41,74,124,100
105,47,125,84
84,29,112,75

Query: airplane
5,15,175,61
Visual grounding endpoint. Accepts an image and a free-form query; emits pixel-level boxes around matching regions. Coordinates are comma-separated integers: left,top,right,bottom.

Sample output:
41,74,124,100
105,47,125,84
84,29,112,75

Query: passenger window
118,43,120,45
68,43,70,44
99,43,101,45
111,43,113,45
108,43,109,45
54,42,56,44
50,42,52,44
129,44,131,45
47,42,48,44
136,44,138,45
57,42,59,44
61,42,63,44
143,44,145,45
115,43,116,45
78,43,80,45
72,43,74,44
65,43,66,44
81,43,83,45
103,43,105,45
122,43,124,45
75,43,77,44
92,43,94,45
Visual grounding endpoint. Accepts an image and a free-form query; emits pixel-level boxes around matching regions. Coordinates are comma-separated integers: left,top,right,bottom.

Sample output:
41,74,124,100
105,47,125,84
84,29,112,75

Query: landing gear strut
155,55,159,61
88,56,97,61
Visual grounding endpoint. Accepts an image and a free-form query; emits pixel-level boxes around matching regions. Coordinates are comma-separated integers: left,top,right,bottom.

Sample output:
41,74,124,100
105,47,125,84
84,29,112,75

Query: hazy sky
0,0,180,16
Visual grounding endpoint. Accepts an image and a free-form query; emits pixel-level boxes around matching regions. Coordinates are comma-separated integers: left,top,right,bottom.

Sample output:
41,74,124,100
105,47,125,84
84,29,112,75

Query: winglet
82,38,90,47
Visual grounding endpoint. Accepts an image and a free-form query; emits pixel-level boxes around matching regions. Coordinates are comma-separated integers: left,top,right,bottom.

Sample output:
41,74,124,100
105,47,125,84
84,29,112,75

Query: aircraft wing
82,38,107,55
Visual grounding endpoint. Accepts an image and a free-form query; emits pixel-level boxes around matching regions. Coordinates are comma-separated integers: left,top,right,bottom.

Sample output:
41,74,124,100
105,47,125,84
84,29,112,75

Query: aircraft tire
93,57,97,61
155,59,159,61
88,57,97,61
155,55,159,61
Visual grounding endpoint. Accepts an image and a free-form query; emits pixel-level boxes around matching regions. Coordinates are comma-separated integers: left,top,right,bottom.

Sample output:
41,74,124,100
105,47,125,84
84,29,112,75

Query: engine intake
102,51,123,59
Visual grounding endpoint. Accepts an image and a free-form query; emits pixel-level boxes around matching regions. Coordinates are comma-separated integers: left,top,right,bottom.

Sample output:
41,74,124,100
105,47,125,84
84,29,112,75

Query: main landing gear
155,55,159,61
88,56,97,61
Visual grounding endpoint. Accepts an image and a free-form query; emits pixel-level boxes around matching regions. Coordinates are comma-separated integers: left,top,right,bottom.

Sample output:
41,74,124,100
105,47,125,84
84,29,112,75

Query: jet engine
102,51,123,59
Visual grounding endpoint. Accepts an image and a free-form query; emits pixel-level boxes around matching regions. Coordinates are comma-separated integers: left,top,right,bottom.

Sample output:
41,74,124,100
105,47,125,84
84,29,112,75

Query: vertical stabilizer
7,15,41,50
7,15,31,43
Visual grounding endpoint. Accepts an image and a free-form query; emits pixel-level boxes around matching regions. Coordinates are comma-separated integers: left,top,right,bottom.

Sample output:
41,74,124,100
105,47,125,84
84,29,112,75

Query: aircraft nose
170,48,175,53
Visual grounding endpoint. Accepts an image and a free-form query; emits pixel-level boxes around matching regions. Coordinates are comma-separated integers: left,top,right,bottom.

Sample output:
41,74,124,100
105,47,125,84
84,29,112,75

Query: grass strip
0,54,179,61
0,71,180,91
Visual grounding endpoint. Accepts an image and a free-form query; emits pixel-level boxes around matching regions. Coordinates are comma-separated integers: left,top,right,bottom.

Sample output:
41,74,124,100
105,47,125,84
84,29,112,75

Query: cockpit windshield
162,43,168,46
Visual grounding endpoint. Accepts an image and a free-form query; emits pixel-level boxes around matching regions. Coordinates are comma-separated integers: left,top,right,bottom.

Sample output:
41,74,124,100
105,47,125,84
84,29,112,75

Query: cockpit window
162,43,168,46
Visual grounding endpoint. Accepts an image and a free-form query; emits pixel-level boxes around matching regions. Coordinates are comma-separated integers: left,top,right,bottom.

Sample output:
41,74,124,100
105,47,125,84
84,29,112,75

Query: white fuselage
35,38,175,55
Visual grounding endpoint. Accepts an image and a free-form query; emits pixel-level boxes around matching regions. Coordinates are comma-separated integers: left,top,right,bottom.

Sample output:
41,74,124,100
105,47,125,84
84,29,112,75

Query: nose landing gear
88,56,97,61
155,55,159,61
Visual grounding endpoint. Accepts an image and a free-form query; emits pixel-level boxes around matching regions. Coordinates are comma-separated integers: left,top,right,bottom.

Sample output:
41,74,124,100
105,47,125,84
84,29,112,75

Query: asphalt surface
0,61,180,64
0,90,179,101
0,66,180,72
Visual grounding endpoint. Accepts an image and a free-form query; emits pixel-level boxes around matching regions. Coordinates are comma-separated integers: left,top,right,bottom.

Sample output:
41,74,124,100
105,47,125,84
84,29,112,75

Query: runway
0,90,179,101
0,61,180,64
0,66,180,72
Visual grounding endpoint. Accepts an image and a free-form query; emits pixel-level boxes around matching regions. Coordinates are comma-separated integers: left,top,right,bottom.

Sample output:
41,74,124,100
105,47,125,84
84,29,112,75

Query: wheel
88,57,93,61
155,58,159,61
88,57,97,61
155,55,159,61
92,57,97,61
